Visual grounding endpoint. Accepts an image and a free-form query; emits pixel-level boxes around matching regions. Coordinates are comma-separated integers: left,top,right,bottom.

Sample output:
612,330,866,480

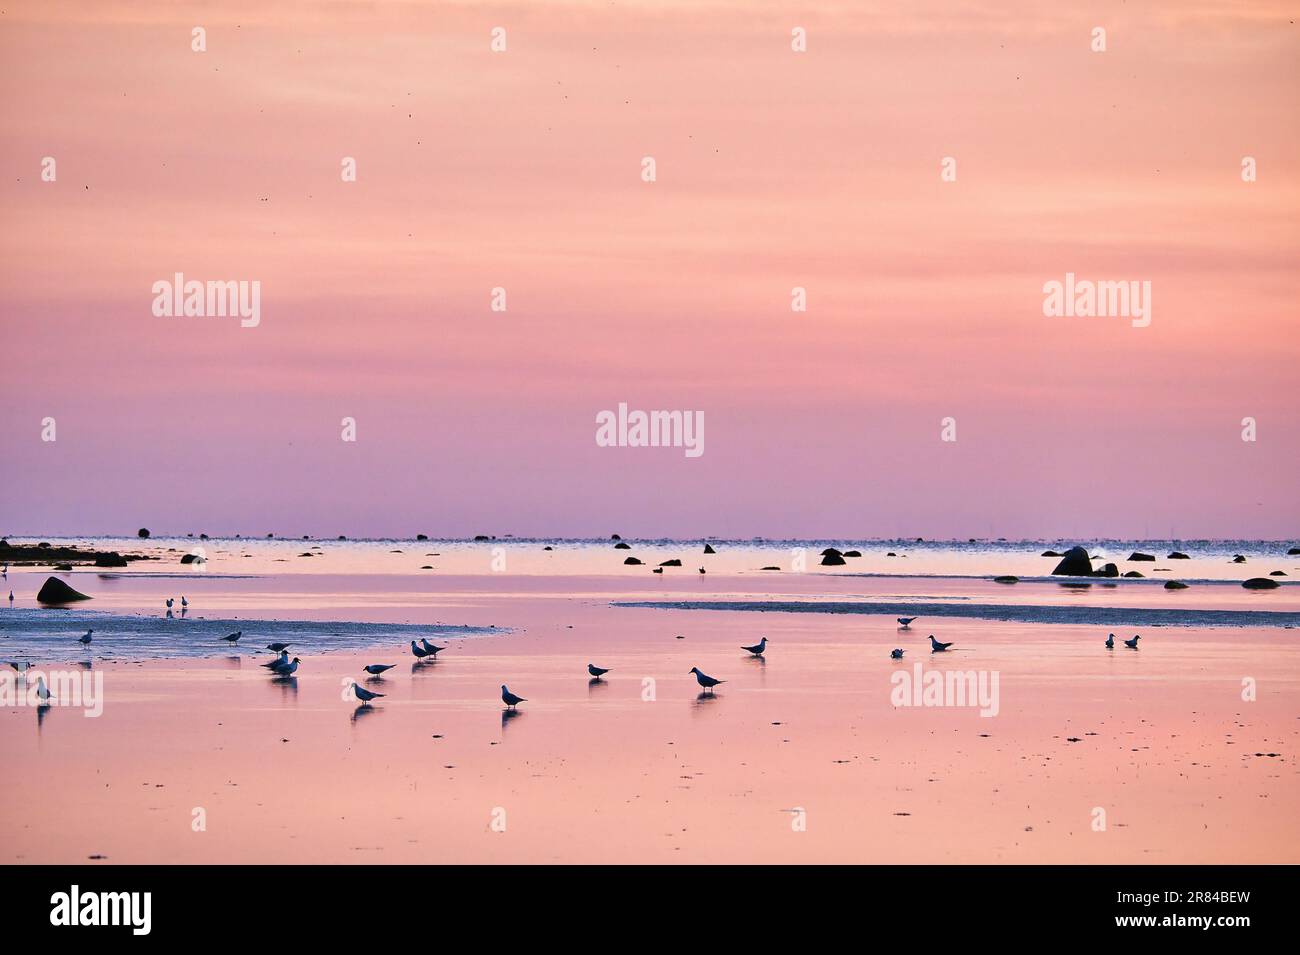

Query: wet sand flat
4,599,1297,864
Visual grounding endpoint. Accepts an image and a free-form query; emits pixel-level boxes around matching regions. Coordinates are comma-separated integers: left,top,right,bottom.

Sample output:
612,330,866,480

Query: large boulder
703,544,716,555
1095,563,1119,578
623,557,643,565
1167,551,1190,560
1242,578,1280,590
820,552,846,566
1050,546,1093,576
36,576,92,604
1127,552,1156,561
137,527,150,538
659,559,682,567
614,541,631,550
1165,580,1189,590
1288,547,1300,556
93,552,128,568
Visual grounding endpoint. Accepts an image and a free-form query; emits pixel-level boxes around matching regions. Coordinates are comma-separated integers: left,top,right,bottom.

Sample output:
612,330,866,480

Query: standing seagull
1105,633,1115,649
890,648,905,659
222,631,242,644
181,596,188,609
410,640,432,659
689,667,724,693
587,663,610,678
34,676,52,704
7,591,12,605
897,617,918,629
420,639,445,657
78,629,93,645
266,642,291,653
261,650,290,669
352,683,384,704
501,685,526,709
363,664,395,676
271,656,301,676
165,598,174,609
741,636,767,657
1124,635,1141,649
928,635,953,652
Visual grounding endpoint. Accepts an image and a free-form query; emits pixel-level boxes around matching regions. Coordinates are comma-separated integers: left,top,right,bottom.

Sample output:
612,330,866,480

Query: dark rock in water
886,552,897,557
1165,580,1189,590
1269,571,1287,576
1288,547,1300,556
760,566,780,571
200,533,209,540
1095,563,1119,578
1123,571,1144,578
1051,546,1093,576
36,577,92,604
473,535,491,541
652,567,663,574
180,553,204,564
659,559,682,567
1167,552,1190,560
614,542,631,550
1242,577,1280,590
1041,550,1063,558
821,552,847,566
543,546,553,551
843,550,862,557
337,535,346,540
417,534,428,541
93,552,128,568
623,557,643,565
53,563,73,571
1232,555,1246,563
1127,552,1156,561
993,575,1018,584
137,528,150,539
0,539,8,549
703,544,716,555
820,548,842,557
611,534,621,540
421,565,433,570
299,552,314,557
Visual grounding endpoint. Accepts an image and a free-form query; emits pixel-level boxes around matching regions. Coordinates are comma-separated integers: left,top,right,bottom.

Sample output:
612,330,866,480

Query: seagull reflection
588,677,610,691
37,703,50,729
351,703,380,723
501,708,523,732
694,691,719,707
271,675,298,697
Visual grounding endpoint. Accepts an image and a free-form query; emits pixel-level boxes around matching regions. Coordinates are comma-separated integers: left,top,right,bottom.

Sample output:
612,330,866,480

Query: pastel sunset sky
2,1,1297,539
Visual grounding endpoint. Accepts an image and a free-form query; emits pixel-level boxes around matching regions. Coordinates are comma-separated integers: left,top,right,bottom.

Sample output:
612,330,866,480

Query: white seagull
261,650,290,670
897,617,918,628
689,667,724,693
928,635,954,652
352,683,384,704
363,664,395,676
420,638,445,657
410,640,433,659
34,676,52,704
741,637,767,656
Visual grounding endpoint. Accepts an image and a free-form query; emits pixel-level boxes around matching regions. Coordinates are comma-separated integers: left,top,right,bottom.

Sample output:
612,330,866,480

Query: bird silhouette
689,667,724,693
501,684,526,709
1105,633,1114,649
741,637,767,656
363,664,395,676
929,635,953,652
352,683,384,703
1125,635,1141,649
587,663,610,678
897,617,917,628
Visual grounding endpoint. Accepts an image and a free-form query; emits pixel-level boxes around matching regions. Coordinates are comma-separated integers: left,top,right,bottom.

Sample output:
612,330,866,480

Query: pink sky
1,1,1297,539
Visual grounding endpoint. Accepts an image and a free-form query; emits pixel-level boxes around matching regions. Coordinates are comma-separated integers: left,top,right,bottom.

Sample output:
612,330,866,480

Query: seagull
181,596,188,609
261,650,290,669
928,635,953,652
501,684,526,709
352,683,384,704
9,661,32,672
420,638,445,656
698,567,706,574
78,629,93,645
1105,633,1114,649
587,663,610,678
221,631,242,643
7,591,12,605
165,598,173,609
34,676,52,704
897,617,917,628
1125,635,1141,649
266,642,291,653
410,640,432,659
363,664,395,676
890,648,905,659
741,636,767,656
270,656,301,676
689,667,724,693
